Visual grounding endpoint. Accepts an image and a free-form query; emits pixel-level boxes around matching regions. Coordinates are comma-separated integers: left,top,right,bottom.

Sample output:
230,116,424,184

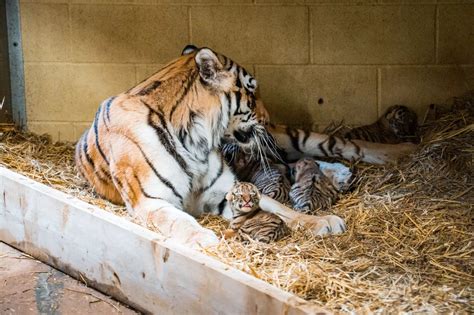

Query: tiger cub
224,147,291,204
290,158,339,214
225,182,288,243
326,105,419,144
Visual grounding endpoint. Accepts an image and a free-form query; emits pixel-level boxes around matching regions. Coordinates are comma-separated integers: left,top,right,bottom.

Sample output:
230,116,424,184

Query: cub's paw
299,214,346,236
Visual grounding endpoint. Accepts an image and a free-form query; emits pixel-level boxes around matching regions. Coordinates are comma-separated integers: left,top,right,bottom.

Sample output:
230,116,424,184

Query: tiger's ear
182,44,198,56
195,48,223,85
225,191,233,201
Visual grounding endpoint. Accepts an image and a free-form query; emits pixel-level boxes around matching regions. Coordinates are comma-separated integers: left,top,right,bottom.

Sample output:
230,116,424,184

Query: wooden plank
0,167,328,315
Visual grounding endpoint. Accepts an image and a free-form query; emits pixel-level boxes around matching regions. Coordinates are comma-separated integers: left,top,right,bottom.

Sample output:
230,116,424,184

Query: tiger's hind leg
106,133,219,249
268,125,416,164
75,129,123,204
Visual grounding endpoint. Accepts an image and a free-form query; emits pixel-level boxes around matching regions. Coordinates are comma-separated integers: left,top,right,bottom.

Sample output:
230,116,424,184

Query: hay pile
0,98,472,313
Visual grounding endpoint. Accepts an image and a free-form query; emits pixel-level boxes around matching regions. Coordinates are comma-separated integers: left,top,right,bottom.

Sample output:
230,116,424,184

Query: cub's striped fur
224,147,291,204
290,158,339,213
226,182,288,243
325,105,419,144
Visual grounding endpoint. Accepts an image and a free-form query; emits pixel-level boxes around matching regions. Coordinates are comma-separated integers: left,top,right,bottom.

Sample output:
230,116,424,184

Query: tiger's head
382,105,419,141
181,45,275,161
225,182,261,213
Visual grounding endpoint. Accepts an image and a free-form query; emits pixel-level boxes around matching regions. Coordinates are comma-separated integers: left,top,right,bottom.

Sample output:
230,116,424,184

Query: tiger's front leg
259,195,346,236
107,134,219,250
135,199,219,249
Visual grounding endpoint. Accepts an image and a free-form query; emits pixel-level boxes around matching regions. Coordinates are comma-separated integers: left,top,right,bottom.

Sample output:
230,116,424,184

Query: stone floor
0,242,138,315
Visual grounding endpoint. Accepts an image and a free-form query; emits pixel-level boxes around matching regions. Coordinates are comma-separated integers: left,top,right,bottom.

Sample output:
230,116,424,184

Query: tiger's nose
233,130,251,143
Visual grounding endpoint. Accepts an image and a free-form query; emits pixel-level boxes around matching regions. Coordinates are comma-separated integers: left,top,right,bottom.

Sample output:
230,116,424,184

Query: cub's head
181,45,273,158
225,182,261,213
382,105,419,141
293,157,320,183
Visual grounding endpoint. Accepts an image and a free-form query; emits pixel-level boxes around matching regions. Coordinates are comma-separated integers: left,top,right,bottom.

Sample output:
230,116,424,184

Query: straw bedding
0,95,472,313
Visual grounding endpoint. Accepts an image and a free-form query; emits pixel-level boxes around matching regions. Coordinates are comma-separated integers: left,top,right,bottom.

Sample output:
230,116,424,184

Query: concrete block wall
18,0,474,141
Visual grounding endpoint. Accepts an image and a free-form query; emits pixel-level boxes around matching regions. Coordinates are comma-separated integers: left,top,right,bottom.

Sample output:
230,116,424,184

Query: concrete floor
0,242,138,315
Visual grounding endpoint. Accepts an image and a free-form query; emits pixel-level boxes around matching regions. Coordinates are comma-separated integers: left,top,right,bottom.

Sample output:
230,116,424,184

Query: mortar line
434,4,439,64
187,6,192,44
67,3,72,64
377,67,382,118
23,61,474,67
308,6,313,64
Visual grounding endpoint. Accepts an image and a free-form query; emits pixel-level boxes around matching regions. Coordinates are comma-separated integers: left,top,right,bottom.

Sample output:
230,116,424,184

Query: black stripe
302,129,310,146
105,96,115,123
233,91,242,115
169,71,197,121
327,135,336,154
235,76,242,88
147,110,193,179
137,80,161,96
225,93,232,119
134,174,162,200
218,198,227,215
142,101,173,139
202,157,224,192
286,127,302,153
318,141,328,157
81,134,110,183
93,105,109,165
82,133,95,168
351,140,361,156
125,135,183,202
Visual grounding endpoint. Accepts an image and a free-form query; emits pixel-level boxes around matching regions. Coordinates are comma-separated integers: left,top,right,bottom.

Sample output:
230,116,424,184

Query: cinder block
135,0,252,3
20,3,70,62
24,63,73,122
73,123,92,140
70,4,187,63
69,64,136,121
136,64,165,83
69,0,134,3
20,0,68,3
379,66,473,120
256,0,375,3
311,5,435,64
462,66,474,89
70,5,135,63
24,63,135,122
134,6,188,63
28,122,76,142
438,1,474,3
438,5,474,64
192,6,309,64
255,66,377,127
379,0,435,3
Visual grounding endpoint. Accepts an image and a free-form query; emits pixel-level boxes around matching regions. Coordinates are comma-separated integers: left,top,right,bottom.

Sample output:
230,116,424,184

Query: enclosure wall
18,0,474,141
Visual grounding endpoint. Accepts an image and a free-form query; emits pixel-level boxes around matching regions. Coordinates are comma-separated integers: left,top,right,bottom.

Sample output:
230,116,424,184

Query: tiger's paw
299,214,346,236
185,228,220,250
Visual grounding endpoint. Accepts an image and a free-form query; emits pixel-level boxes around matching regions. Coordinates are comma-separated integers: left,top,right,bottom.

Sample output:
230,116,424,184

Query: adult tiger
76,45,414,248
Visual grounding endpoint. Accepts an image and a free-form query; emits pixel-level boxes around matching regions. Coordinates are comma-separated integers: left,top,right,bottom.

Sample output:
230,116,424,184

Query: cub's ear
181,44,198,56
195,48,223,84
225,191,233,201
